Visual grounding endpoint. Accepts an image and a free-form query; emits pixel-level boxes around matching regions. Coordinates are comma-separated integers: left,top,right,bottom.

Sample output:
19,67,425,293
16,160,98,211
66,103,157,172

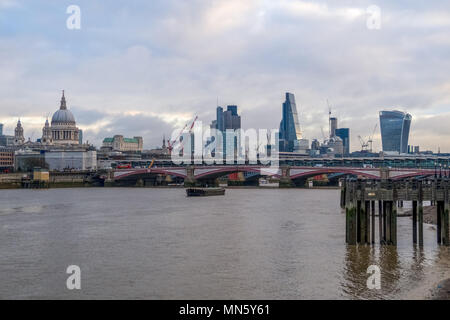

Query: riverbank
402,205,450,300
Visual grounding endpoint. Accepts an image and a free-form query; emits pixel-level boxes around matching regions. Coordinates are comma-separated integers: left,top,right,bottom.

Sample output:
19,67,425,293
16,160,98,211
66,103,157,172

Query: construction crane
180,116,198,154
358,123,378,152
358,135,369,151
327,99,332,138
320,126,327,142
167,116,198,154
367,123,378,153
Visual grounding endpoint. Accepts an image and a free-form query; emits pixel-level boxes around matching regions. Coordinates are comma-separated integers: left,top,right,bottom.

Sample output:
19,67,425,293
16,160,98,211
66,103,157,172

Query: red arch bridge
109,166,437,187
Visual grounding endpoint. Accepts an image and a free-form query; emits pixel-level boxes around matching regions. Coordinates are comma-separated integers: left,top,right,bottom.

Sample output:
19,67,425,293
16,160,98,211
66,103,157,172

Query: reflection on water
0,188,447,299
343,239,446,299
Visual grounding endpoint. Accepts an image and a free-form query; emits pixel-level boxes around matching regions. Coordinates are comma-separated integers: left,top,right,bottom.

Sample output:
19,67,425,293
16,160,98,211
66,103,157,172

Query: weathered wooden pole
412,200,418,244
385,201,391,244
365,201,370,244
340,181,346,209
418,183,424,246
444,201,450,246
437,201,443,245
371,200,375,244
391,201,397,245
345,182,357,245
444,183,450,246
383,201,387,244
379,200,383,244
346,201,357,245
357,200,363,244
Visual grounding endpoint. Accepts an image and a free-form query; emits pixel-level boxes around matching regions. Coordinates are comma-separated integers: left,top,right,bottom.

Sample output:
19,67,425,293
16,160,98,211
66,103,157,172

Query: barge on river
186,187,225,197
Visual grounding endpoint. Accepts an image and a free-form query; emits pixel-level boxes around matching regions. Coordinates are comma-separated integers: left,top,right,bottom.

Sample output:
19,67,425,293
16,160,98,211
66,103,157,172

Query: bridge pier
279,166,294,188
135,178,144,187
184,166,197,187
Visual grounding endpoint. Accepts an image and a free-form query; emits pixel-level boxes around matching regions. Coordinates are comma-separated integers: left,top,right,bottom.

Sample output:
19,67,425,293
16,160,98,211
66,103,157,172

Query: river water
0,188,448,299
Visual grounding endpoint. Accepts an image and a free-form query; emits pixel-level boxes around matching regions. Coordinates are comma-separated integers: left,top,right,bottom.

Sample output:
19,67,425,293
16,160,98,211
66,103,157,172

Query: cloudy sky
0,0,449,151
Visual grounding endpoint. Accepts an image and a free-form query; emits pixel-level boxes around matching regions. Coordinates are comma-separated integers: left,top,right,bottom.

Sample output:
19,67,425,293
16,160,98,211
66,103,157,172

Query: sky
0,0,449,151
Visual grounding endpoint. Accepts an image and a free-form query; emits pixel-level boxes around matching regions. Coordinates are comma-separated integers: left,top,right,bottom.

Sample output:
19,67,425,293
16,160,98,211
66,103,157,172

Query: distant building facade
212,105,241,131
335,128,350,155
0,148,14,170
102,135,143,152
209,105,242,157
14,148,97,172
379,110,412,154
0,135,14,147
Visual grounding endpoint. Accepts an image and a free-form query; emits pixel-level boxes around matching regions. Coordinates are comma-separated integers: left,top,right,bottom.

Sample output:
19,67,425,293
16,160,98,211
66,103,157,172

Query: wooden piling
379,200,383,244
418,200,424,246
371,200,375,244
357,200,364,244
383,201,387,244
346,202,357,245
364,201,370,244
444,202,449,246
412,201,418,244
437,201,443,244
385,201,391,244
418,183,424,246
444,184,450,246
391,201,397,245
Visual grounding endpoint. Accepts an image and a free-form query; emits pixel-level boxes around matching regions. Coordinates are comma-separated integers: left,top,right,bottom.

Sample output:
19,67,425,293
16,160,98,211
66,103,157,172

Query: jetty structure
341,171,450,247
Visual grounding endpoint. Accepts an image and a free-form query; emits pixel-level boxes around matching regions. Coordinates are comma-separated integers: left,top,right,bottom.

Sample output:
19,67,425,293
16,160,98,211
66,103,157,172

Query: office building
279,92,305,152
102,135,143,152
335,128,350,155
330,117,338,137
210,105,242,158
379,110,412,154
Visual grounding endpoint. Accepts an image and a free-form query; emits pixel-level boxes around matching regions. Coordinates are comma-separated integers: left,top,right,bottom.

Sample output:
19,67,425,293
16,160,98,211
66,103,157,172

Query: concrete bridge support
279,166,294,188
184,166,197,187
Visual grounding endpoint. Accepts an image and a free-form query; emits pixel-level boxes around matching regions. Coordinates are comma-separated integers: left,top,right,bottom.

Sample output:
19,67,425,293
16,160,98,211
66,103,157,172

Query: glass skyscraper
279,92,302,152
335,128,350,155
379,110,412,154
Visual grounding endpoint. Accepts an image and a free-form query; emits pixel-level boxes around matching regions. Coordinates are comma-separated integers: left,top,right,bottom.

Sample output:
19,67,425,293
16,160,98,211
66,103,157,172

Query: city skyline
1,1,450,151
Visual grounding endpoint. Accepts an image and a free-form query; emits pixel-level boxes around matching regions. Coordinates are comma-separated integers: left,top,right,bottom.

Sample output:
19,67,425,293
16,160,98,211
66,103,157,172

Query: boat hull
186,188,225,197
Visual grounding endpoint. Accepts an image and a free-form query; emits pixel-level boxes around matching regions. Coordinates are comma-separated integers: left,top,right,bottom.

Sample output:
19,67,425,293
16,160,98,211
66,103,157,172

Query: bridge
108,165,437,187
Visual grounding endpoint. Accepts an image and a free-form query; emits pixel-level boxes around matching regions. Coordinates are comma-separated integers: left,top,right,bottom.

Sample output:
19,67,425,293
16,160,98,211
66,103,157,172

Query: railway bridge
107,165,436,187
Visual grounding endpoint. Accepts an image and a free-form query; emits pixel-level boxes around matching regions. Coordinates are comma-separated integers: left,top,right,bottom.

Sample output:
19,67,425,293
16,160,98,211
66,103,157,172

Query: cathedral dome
51,90,76,125
51,109,75,124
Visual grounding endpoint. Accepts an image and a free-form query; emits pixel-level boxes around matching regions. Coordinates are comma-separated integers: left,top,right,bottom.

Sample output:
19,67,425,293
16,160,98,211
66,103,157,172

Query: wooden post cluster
343,177,450,247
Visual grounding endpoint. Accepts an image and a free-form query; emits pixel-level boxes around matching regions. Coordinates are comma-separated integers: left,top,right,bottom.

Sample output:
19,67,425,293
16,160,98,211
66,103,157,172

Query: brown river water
0,188,448,299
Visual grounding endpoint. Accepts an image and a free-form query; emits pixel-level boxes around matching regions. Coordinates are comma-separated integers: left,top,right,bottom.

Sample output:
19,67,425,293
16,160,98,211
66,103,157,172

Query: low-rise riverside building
102,135,143,152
